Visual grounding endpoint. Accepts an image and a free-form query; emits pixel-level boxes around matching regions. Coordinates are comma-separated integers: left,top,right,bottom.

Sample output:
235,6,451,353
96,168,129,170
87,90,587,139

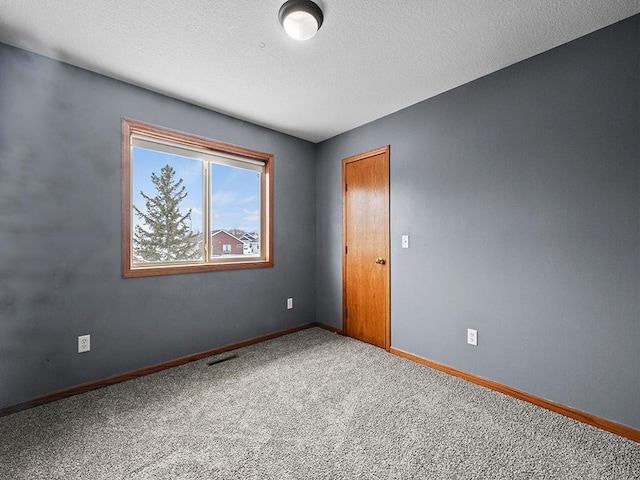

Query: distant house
198,230,245,257
195,230,260,257
240,232,260,255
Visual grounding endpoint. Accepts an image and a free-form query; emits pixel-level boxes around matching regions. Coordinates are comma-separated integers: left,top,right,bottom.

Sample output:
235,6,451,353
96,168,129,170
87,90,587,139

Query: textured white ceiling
0,1,638,142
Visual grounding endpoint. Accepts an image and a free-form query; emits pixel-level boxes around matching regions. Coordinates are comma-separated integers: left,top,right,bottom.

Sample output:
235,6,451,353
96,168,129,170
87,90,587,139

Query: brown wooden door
343,146,390,350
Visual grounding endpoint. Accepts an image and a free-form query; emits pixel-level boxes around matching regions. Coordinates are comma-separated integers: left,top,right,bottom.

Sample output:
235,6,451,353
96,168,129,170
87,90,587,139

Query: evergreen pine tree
133,164,199,262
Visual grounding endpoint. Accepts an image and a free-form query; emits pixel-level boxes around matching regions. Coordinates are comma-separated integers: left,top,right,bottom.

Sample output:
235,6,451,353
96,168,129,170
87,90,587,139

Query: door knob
375,257,386,264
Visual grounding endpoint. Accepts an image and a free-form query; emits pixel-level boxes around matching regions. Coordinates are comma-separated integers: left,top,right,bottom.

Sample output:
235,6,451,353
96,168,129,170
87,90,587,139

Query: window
122,118,273,277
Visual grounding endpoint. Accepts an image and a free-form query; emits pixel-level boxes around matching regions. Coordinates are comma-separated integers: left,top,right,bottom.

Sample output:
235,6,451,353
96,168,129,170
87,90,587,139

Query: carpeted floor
1,327,638,479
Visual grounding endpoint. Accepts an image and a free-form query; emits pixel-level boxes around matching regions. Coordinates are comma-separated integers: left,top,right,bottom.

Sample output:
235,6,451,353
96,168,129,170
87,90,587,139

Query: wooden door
343,146,390,350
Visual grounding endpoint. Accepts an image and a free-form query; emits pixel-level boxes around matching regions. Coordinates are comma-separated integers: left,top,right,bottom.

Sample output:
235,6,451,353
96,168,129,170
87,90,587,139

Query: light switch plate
402,235,409,249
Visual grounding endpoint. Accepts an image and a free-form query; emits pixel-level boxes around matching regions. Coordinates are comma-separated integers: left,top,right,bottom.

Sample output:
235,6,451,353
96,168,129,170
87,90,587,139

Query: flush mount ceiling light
278,0,324,41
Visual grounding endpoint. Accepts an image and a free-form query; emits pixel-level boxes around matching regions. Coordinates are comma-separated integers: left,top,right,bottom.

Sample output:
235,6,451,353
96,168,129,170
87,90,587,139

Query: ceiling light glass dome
278,0,324,41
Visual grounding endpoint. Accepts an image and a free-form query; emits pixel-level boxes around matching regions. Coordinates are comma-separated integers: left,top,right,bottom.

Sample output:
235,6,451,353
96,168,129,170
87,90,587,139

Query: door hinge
345,245,348,254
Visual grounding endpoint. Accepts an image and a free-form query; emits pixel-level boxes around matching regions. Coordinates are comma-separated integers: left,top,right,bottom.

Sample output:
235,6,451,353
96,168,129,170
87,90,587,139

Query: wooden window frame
122,118,273,278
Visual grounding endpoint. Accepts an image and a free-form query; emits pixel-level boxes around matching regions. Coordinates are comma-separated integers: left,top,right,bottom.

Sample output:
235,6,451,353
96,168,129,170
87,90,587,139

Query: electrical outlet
287,298,293,310
78,334,90,353
467,329,477,346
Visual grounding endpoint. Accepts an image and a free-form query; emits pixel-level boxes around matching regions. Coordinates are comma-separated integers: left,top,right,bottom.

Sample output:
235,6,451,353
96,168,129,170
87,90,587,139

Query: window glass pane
132,147,204,264
210,162,261,259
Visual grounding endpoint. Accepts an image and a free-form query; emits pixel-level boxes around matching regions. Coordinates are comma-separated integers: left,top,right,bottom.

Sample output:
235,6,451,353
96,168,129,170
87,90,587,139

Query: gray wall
0,44,317,408
316,15,639,429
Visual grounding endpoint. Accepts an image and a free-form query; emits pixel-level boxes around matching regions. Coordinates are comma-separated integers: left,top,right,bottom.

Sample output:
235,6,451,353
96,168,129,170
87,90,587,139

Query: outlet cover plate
467,329,478,346
78,334,90,353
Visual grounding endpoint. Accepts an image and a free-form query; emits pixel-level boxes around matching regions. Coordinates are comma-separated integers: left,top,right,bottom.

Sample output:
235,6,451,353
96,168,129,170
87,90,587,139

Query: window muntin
122,118,273,277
